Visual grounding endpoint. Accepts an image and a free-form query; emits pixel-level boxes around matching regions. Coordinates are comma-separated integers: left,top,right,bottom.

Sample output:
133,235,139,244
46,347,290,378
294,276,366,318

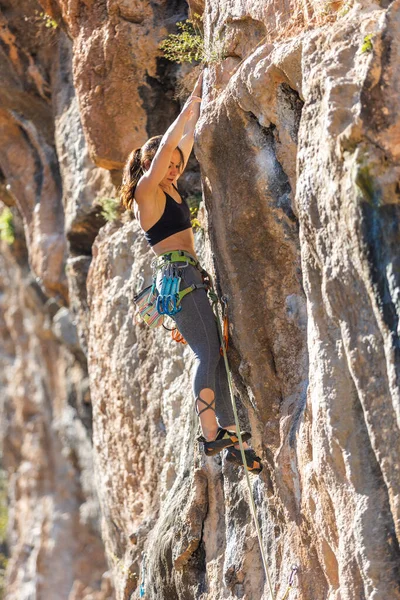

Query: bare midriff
152,227,197,259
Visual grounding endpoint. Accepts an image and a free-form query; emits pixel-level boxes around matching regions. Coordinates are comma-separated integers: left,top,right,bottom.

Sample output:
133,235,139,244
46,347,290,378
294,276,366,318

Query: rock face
0,0,399,600
0,231,112,599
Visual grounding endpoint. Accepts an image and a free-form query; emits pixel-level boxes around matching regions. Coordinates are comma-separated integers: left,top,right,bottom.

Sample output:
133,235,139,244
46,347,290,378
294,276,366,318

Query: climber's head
120,136,184,210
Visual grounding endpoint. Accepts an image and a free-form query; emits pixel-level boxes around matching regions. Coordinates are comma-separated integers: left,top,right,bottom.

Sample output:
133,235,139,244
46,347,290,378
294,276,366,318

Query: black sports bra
143,186,192,247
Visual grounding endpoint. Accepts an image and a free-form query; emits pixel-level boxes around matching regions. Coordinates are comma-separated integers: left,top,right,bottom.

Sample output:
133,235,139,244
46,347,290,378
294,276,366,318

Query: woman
120,75,261,474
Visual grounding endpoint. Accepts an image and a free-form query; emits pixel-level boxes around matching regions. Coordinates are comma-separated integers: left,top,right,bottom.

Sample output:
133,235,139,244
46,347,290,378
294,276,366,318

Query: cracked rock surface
0,0,399,599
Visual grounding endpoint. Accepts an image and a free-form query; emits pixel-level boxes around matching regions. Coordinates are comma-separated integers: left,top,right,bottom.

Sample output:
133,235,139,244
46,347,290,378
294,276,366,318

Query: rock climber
120,73,262,474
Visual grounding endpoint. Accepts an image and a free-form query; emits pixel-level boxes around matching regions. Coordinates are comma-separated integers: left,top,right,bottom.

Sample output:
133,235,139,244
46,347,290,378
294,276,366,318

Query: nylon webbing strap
154,250,199,269
178,283,209,303
210,283,276,600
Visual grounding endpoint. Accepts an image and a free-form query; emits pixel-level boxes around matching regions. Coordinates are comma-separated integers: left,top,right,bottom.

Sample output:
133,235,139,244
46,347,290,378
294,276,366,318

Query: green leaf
0,208,15,245
361,34,373,53
97,197,120,222
159,18,225,65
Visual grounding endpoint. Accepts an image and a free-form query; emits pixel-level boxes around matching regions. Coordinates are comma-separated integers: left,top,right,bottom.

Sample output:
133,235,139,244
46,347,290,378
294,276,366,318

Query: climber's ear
143,159,151,171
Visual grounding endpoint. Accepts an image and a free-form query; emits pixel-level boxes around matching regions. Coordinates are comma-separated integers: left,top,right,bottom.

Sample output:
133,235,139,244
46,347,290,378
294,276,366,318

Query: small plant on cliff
187,194,203,231
160,18,204,64
0,208,15,245
97,197,120,222
34,10,58,29
109,551,137,581
160,14,226,65
361,34,373,53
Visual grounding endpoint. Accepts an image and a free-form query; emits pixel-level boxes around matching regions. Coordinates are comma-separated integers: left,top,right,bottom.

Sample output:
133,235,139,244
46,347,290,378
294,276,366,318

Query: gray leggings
156,260,235,428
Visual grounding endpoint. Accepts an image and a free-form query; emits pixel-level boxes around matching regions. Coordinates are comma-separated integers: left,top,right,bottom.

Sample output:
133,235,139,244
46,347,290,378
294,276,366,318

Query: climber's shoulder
134,174,157,206
133,179,165,222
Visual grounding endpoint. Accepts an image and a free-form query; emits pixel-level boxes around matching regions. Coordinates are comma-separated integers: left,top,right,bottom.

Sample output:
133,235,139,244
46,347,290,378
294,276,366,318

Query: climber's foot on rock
225,447,263,474
198,427,251,456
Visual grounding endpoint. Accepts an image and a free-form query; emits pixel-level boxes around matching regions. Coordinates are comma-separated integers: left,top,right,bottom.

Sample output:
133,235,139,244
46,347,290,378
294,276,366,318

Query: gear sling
134,250,213,329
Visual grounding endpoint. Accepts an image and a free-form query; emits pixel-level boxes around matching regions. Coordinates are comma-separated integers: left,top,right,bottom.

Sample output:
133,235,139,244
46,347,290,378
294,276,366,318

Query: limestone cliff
0,0,399,599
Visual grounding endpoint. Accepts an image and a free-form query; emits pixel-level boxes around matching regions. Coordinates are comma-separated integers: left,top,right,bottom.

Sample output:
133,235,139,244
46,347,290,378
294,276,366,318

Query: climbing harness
154,251,209,344
152,250,211,317
134,251,210,333
139,552,147,598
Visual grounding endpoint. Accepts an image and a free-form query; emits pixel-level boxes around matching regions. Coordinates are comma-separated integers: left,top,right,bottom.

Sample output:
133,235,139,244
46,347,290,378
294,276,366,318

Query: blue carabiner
163,276,173,297
156,294,164,314
171,275,179,296
163,294,171,315
173,295,182,315
164,294,173,315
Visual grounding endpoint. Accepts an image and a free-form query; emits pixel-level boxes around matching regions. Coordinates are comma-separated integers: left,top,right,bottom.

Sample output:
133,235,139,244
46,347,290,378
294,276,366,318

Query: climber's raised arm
179,73,203,170
136,84,202,200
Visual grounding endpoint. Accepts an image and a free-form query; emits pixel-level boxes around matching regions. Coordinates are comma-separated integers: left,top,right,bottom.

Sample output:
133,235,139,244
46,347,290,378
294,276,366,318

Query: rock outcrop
0,0,399,599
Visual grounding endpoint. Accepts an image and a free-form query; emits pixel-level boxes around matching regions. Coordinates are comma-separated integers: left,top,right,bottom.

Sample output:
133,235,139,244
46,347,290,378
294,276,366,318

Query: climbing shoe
198,427,251,457
225,447,263,474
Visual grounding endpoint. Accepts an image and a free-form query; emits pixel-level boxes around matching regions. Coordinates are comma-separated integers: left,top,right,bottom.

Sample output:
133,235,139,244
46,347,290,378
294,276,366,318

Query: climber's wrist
192,71,203,98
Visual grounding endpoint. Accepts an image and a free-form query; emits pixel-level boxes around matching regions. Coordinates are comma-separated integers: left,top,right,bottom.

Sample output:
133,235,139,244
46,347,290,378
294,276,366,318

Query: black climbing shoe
225,447,263,474
198,427,251,457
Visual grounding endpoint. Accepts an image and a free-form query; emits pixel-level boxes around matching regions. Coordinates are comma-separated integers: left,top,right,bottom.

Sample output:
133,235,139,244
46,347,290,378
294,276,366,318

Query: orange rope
223,312,229,350
171,328,187,344
219,312,229,355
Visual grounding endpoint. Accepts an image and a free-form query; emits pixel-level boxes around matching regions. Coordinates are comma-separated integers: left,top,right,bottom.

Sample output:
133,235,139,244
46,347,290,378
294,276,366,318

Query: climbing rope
212,290,300,600
139,252,297,598
208,286,276,600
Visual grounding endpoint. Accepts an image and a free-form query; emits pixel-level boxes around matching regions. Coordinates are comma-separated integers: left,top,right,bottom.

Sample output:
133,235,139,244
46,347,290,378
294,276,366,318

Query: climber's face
161,149,183,186
143,148,184,186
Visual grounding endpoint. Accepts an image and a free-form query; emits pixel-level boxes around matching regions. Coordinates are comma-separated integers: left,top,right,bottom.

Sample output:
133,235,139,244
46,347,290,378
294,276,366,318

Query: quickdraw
139,552,147,598
281,565,298,600
151,251,210,320
156,263,183,316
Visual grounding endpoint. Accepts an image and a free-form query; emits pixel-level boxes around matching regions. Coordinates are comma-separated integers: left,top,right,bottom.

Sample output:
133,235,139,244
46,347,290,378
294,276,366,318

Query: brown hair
119,136,185,210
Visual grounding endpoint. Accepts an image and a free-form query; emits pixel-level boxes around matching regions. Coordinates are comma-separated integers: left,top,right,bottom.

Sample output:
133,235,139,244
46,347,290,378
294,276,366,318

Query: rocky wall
0,0,399,598
0,212,112,599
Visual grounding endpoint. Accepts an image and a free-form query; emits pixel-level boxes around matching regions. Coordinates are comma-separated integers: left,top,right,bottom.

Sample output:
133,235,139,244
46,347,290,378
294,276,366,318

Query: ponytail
120,135,176,211
120,148,143,211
